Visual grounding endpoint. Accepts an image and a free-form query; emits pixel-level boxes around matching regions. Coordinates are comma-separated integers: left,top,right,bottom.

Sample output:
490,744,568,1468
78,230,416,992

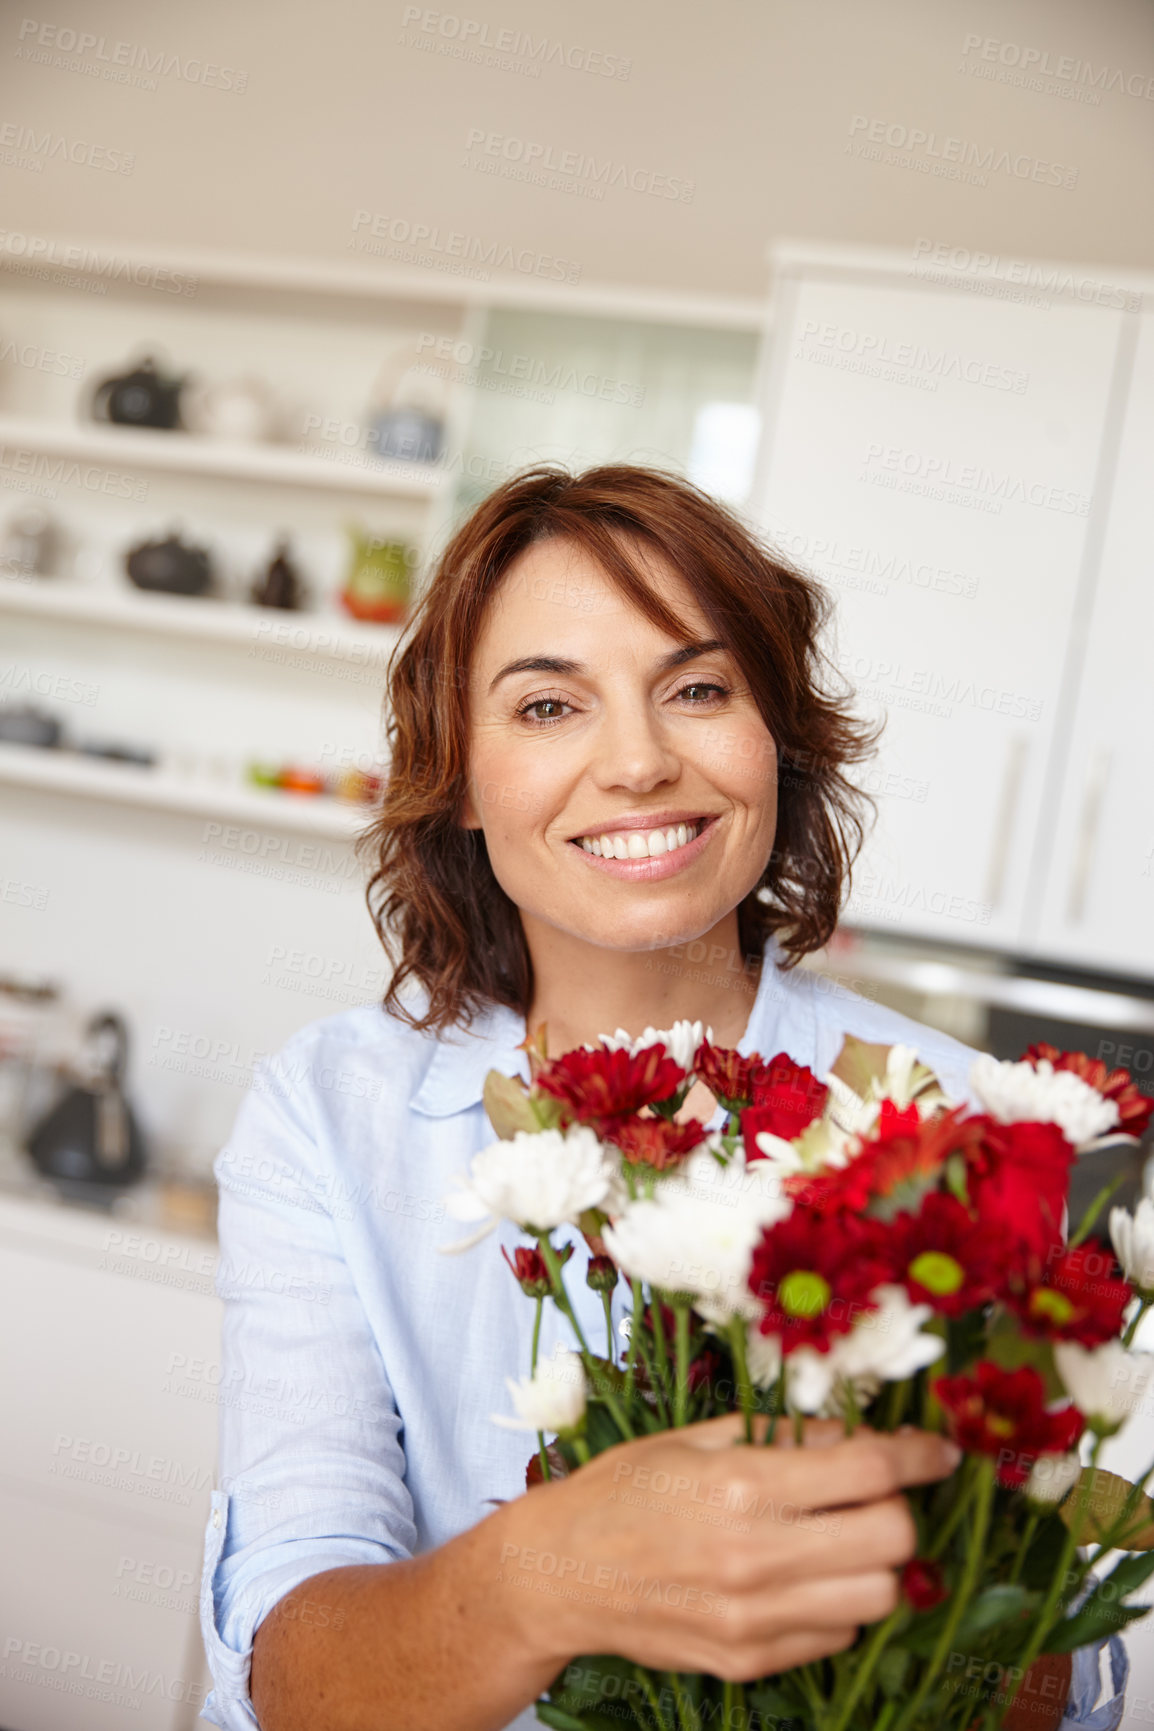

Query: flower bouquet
442,1025,1154,1731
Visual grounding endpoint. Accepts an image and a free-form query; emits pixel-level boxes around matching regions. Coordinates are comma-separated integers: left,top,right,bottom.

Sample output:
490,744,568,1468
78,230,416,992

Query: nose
589,697,682,795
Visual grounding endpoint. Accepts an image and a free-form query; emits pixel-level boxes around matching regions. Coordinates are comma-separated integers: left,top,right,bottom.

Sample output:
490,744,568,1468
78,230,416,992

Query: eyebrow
486,638,729,695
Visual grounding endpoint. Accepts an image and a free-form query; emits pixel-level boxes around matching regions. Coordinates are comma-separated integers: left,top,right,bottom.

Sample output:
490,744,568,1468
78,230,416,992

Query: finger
732,1494,916,1585
762,1428,962,1506
742,1568,901,1637
680,1413,847,1451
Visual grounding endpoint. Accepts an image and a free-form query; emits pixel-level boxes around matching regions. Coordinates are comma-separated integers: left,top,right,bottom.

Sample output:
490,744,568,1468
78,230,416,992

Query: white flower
746,1285,944,1417
603,1147,790,1324
492,1349,586,1435
440,1125,618,1251
970,1053,1120,1149
1110,1197,1154,1292
1054,1341,1154,1433
829,1285,945,1393
1025,1452,1083,1506
594,1019,712,1073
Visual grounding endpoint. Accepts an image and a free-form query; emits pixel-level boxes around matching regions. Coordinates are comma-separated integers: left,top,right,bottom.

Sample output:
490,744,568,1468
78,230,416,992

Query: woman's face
461,536,779,955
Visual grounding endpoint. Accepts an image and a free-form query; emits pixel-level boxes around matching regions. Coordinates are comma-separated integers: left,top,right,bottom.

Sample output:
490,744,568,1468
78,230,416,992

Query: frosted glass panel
451,309,759,515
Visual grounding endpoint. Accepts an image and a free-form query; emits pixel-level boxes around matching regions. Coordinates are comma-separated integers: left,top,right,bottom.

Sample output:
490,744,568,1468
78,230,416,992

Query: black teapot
125,528,214,596
91,355,185,430
250,536,304,609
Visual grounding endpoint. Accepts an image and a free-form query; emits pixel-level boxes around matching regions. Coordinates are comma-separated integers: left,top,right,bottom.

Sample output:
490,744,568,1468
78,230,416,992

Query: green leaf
954,1582,1037,1644
877,1646,913,1697
984,1310,1064,1399
1016,1511,1069,1593
537,1706,594,1731
1058,1468,1154,1549
1043,1599,1151,1653
945,1308,989,1376
482,1068,538,1138
1042,1549,1154,1652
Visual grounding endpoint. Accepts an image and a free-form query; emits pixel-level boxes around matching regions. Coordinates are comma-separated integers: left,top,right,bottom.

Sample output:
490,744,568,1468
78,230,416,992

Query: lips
568,814,720,879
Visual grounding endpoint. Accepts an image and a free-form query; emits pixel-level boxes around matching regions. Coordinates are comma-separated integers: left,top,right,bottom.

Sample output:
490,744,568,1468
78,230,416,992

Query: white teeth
577,819,703,856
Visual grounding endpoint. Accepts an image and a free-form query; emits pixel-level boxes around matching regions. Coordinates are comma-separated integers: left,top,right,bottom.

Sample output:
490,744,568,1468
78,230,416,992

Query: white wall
3,0,1153,296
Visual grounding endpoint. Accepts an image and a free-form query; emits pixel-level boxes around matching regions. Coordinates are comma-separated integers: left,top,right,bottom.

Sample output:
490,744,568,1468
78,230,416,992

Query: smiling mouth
568,816,711,861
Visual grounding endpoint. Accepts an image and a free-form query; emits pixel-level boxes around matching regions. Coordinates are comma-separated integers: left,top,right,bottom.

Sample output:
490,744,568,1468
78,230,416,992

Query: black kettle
125,528,214,596
26,1012,147,1193
91,355,185,430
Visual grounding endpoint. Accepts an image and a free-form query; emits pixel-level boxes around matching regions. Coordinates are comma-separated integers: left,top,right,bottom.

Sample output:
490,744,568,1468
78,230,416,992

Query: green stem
881,1375,910,1433
531,1294,543,1372
927,1455,978,1559
891,1456,996,1731
765,1365,786,1445
674,1301,691,1427
625,1276,642,1401
602,1288,616,1360
1006,1509,1039,1585
538,1235,634,1439
727,1318,755,1444
632,1666,675,1731
1005,1436,1102,1712
572,1435,591,1464
667,1671,699,1731
1123,1294,1151,1349
826,1602,907,1731
651,1289,673,1404
1068,1173,1125,1248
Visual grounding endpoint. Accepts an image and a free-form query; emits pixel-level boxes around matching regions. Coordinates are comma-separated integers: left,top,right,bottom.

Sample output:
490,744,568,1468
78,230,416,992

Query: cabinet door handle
1067,749,1111,925
983,736,1028,914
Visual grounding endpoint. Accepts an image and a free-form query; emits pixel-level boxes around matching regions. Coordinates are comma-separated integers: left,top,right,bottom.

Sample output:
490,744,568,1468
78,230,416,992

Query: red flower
785,1103,978,1218
1008,1240,1132,1347
695,1041,771,1108
1025,1043,1154,1140
745,1053,829,1143
749,1210,891,1354
966,1117,1076,1262
502,1242,568,1297
536,1043,685,1131
606,1115,709,1171
901,1558,948,1612
585,1253,619,1294
934,1362,1085,1487
889,1192,1009,1316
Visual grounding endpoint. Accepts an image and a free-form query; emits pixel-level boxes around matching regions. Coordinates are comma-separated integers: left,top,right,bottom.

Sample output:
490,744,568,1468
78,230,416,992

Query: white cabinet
748,255,1125,953
1025,309,1154,975
0,1191,221,1731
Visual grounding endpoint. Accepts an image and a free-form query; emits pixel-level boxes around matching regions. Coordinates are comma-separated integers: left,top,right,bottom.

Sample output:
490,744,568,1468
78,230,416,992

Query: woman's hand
501,1415,962,1685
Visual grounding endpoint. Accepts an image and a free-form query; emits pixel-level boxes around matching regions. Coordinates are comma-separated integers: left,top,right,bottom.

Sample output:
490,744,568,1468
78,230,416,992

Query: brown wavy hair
360,463,878,1035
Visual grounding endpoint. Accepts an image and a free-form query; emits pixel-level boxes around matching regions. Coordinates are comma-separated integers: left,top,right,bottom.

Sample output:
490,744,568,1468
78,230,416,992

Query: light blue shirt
199,939,988,1730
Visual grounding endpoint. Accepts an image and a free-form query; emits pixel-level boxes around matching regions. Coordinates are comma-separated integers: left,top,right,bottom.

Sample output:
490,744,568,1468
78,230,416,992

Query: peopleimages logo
462,128,695,202
846,116,1078,189
960,34,1154,101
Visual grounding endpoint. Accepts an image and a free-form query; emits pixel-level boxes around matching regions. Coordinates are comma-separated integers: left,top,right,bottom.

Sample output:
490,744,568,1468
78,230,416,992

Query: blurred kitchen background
2,1,1154,1726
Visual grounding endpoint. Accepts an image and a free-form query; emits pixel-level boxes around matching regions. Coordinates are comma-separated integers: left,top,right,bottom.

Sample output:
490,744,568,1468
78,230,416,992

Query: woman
200,464,973,1731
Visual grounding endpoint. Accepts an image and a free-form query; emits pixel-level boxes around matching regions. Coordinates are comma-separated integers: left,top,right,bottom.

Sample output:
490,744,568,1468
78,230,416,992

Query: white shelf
0,740,368,838
0,575,404,667
0,234,767,331
0,415,446,500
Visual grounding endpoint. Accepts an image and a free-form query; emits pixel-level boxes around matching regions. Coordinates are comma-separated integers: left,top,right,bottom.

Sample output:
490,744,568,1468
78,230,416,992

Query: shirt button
212,1510,222,1529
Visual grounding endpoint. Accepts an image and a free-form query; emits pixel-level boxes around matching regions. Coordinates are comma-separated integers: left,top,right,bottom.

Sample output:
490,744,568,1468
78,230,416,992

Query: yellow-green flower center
778,1270,831,1318
1029,1288,1075,1326
987,1414,1016,1439
909,1251,965,1296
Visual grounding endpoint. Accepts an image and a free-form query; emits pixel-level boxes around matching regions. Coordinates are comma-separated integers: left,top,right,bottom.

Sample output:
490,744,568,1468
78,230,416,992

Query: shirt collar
407,932,811,1119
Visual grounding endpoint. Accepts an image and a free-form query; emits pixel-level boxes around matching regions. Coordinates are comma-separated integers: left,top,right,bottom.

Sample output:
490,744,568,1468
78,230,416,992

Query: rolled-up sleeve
199,1046,418,1729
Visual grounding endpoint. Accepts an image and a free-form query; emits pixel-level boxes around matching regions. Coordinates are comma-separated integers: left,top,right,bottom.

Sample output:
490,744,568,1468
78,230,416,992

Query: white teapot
181,375,281,443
